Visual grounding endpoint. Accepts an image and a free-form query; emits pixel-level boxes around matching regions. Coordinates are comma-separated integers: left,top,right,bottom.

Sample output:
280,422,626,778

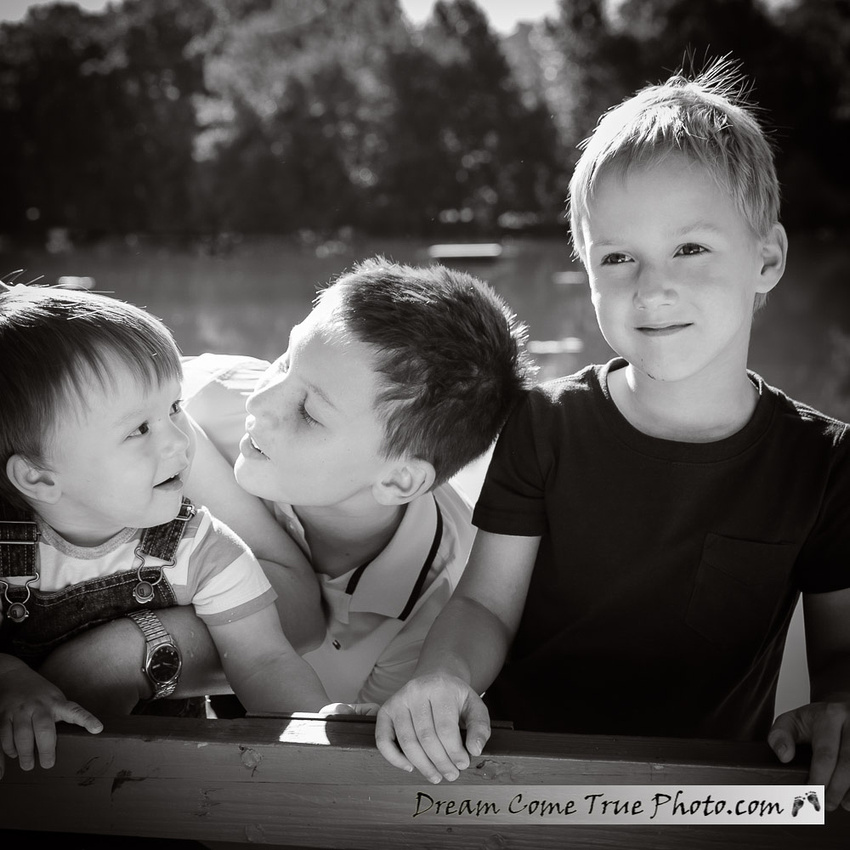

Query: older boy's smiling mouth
637,322,692,336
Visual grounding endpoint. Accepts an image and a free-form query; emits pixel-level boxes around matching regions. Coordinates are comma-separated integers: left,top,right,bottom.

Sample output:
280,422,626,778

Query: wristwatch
126,610,182,699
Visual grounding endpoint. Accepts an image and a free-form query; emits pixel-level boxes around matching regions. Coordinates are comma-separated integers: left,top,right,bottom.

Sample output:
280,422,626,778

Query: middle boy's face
236,305,393,509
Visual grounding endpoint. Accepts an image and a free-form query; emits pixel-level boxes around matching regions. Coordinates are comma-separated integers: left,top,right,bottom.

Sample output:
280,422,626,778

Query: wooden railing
2,714,849,849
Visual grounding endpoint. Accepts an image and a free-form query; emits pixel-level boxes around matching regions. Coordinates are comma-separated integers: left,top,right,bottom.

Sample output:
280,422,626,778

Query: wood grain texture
1,715,848,850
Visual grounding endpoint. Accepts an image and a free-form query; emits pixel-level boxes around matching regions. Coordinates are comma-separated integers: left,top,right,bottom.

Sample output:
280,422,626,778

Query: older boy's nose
634,266,675,308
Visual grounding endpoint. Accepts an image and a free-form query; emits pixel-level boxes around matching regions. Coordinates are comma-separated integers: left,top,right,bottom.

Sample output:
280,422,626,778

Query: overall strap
0,500,39,579
138,498,197,563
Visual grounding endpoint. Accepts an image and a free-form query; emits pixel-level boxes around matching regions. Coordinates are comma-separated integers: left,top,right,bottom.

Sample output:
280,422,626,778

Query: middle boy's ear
372,458,436,506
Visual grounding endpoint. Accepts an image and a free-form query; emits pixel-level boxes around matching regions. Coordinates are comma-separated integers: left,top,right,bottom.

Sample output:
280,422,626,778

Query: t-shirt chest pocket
685,533,798,651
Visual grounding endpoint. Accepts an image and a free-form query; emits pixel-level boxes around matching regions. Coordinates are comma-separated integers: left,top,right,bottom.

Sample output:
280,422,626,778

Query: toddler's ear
756,222,787,294
373,459,436,506
6,454,61,505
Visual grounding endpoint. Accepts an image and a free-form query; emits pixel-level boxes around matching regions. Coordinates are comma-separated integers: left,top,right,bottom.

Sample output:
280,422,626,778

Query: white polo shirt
182,353,475,703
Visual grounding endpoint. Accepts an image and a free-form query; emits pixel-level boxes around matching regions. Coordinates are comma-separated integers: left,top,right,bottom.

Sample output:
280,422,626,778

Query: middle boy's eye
298,399,319,427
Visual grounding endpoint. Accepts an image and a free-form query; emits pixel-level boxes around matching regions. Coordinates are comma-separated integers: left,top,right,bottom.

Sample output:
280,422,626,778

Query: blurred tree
373,0,564,233
0,0,213,235
533,0,638,166
1,0,846,237
197,0,407,232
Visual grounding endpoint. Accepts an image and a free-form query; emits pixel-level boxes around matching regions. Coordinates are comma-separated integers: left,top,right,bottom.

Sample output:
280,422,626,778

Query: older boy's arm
375,531,539,783
184,416,323,652
768,587,850,812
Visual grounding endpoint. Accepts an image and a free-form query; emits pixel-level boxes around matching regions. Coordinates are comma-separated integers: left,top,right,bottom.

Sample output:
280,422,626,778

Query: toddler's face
41,360,191,545
236,304,395,509
580,155,781,386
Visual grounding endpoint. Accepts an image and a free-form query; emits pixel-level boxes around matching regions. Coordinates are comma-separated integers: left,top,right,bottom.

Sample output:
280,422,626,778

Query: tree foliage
0,0,847,236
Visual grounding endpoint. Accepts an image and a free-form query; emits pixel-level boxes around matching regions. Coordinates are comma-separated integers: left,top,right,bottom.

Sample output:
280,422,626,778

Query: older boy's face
39,362,191,546
581,156,783,386
236,304,393,509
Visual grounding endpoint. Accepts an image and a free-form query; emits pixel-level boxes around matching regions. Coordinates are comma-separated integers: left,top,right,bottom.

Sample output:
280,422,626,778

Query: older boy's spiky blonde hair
568,58,781,265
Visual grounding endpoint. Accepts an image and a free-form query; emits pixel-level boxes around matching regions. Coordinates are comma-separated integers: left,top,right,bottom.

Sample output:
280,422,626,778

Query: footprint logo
792,791,821,817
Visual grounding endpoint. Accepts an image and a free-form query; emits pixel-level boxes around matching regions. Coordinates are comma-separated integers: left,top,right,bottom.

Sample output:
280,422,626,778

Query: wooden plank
1,715,848,849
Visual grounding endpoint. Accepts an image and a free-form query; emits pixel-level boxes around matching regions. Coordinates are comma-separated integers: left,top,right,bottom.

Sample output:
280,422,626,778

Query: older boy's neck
609,366,759,443
297,502,406,578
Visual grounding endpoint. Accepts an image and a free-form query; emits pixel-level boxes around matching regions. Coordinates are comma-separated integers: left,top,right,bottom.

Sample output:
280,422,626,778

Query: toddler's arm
769,587,850,812
375,531,540,783
0,653,102,779
185,415,324,652
207,605,329,714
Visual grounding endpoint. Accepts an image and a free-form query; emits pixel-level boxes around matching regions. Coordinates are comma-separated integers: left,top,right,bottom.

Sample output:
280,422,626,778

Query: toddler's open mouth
155,472,184,490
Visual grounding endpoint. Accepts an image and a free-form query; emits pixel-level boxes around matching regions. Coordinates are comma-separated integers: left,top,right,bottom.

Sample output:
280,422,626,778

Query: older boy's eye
600,252,631,265
170,400,183,416
677,243,706,256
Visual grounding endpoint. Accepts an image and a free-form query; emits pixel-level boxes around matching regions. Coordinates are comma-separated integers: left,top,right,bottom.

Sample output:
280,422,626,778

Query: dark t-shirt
473,359,850,740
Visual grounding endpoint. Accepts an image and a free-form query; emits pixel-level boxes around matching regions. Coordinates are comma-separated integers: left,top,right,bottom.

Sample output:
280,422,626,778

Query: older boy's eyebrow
674,221,724,236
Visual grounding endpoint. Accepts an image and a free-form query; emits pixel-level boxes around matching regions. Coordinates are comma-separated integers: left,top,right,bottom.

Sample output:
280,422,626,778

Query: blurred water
4,231,848,419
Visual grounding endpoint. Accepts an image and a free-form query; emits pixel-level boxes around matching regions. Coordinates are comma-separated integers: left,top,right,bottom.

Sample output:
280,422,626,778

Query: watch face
148,645,181,684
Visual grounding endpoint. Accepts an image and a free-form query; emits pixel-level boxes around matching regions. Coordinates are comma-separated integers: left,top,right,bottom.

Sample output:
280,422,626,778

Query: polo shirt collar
274,494,440,618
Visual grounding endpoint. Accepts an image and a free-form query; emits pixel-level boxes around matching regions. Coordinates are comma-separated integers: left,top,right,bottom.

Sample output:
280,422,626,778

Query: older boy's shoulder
762,376,850,446
531,361,611,406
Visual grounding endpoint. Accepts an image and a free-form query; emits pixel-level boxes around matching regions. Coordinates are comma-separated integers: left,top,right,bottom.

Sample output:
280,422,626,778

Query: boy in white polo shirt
40,257,536,709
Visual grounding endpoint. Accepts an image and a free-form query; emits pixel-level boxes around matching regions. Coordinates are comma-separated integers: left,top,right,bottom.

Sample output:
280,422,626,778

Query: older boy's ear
6,454,61,505
373,459,436,506
756,223,787,294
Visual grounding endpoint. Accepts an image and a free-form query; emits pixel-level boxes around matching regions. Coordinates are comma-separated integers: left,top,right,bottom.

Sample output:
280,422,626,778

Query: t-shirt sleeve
797,422,850,593
176,509,277,625
182,353,271,466
472,389,550,537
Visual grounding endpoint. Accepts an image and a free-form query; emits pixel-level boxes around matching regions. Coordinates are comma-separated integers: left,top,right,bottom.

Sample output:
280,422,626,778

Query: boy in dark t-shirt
375,61,850,812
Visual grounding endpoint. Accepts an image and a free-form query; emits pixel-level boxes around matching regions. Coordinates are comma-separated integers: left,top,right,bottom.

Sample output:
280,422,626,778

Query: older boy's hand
768,700,850,811
375,673,491,784
0,663,102,779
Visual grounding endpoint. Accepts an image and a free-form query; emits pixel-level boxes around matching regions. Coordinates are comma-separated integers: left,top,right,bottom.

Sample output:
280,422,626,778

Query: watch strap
127,609,181,698
128,609,171,644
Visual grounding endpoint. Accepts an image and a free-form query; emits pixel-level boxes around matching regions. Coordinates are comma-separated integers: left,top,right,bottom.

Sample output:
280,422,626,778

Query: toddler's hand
0,663,102,779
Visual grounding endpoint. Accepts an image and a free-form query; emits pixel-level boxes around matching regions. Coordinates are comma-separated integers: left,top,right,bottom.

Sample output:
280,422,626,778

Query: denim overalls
0,499,195,668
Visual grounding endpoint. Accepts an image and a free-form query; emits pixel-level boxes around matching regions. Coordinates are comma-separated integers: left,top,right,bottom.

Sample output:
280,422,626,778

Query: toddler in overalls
0,281,329,778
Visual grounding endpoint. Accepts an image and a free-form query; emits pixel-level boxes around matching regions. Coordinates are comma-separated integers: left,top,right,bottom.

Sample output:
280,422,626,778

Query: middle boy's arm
185,416,323,652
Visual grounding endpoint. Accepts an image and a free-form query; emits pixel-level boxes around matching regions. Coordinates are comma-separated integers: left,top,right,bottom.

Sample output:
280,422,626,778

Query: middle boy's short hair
317,256,536,485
